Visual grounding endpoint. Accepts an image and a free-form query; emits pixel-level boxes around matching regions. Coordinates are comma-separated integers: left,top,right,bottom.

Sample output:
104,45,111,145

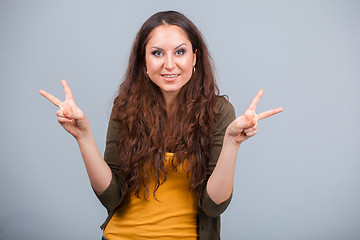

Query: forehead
146,25,192,48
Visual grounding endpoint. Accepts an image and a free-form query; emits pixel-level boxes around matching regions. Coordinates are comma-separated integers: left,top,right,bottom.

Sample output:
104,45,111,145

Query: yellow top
103,153,198,240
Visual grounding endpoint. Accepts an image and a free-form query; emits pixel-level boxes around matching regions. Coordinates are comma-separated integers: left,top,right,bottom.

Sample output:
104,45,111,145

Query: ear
193,49,197,66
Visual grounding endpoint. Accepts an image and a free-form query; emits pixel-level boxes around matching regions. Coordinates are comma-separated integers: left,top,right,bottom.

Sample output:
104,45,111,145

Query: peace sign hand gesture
226,90,283,144
39,80,90,140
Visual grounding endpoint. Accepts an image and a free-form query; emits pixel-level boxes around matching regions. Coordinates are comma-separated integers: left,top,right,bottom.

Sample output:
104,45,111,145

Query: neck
162,91,179,116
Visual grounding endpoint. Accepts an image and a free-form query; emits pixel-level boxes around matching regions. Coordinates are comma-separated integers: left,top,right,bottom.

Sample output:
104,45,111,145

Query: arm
39,80,111,194
197,97,236,217
206,133,240,205
207,90,283,204
77,127,112,195
94,114,127,210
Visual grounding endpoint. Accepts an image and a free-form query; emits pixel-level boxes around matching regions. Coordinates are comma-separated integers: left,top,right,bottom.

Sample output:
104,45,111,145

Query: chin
161,86,182,94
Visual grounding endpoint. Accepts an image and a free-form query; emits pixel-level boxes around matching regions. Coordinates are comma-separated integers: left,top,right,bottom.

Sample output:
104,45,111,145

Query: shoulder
214,96,236,130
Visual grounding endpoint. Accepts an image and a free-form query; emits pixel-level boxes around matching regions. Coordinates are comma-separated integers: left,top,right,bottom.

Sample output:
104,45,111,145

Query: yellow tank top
103,153,198,240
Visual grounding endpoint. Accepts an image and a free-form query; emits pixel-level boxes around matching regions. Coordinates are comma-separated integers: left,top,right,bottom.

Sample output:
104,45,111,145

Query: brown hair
112,11,219,199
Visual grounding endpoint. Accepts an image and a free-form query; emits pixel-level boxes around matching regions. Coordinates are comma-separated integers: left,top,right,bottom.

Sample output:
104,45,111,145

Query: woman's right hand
39,80,90,140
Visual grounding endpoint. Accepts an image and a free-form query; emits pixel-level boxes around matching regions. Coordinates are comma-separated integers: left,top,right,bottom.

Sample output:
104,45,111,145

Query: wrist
75,128,93,143
74,117,92,141
224,128,243,146
223,132,242,148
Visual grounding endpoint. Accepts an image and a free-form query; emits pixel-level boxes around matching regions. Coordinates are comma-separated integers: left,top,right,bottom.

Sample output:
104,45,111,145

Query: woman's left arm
207,90,283,204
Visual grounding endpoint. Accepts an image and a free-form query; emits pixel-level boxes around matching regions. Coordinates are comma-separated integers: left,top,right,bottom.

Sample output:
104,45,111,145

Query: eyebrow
150,43,188,51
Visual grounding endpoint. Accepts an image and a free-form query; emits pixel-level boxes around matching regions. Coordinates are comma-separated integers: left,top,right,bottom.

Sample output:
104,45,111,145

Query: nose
164,55,175,70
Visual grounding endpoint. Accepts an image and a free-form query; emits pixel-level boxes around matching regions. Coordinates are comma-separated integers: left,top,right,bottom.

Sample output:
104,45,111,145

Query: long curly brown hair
112,11,219,199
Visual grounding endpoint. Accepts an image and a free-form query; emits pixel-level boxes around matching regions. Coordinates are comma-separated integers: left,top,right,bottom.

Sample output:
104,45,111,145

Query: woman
39,11,282,240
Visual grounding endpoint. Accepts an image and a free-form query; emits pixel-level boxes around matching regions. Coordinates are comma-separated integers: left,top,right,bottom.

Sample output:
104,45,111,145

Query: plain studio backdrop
0,0,359,239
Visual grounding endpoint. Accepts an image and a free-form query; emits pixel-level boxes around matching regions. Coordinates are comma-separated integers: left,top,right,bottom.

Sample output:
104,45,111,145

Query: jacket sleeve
94,112,127,211
198,96,236,217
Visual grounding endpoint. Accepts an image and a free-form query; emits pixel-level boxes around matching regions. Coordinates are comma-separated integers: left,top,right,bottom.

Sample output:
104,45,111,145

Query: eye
152,50,163,57
175,49,185,55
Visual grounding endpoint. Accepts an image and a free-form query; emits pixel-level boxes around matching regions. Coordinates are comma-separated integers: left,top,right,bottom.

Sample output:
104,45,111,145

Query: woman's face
145,24,196,100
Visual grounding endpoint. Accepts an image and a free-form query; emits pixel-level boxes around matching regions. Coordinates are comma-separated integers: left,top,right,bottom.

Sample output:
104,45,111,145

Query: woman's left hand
226,89,283,144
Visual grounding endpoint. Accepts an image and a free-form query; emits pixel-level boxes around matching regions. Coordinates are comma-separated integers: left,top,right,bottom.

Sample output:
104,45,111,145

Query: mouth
161,74,180,81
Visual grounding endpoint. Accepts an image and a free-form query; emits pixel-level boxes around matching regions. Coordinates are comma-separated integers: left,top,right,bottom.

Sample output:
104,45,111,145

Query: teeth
163,74,178,78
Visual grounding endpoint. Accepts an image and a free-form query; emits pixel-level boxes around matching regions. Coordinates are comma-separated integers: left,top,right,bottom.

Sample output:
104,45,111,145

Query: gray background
1,0,359,239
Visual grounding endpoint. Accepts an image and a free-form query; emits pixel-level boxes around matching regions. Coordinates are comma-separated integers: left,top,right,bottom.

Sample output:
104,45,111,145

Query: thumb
62,105,85,121
59,104,72,118
70,106,85,120
236,110,256,129
60,104,80,119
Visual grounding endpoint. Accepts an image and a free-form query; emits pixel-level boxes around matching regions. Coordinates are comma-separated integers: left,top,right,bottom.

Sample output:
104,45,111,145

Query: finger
243,123,257,134
61,80,74,100
56,109,65,117
236,114,256,129
244,129,257,137
248,89,264,111
58,117,73,123
59,104,84,120
39,89,62,107
258,107,283,120
59,103,75,119
243,110,256,126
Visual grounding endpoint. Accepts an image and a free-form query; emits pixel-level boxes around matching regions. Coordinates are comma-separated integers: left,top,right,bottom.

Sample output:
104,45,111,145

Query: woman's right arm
39,80,111,195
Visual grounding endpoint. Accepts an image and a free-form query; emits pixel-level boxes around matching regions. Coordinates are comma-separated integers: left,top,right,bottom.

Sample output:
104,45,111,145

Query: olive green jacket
95,96,236,240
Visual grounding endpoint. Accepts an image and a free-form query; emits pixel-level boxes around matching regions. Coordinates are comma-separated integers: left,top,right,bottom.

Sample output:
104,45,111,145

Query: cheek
178,57,194,72
146,57,162,73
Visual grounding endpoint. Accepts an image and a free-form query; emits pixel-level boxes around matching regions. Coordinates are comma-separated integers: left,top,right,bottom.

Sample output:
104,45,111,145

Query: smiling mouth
161,74,180,81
